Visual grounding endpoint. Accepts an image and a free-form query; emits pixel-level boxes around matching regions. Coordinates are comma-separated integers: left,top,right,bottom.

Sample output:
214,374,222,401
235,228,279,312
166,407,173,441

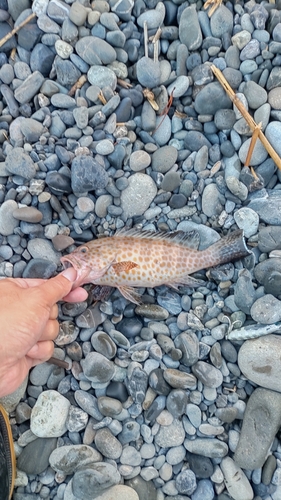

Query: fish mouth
60,256,90,288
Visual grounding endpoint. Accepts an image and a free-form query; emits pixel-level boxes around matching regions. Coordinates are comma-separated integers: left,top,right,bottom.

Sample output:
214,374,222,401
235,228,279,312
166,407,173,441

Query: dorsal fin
114,228,200,250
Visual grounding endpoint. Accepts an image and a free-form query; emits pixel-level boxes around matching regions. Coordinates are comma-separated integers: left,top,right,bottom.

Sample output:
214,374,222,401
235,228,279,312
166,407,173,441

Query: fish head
60,242,113,287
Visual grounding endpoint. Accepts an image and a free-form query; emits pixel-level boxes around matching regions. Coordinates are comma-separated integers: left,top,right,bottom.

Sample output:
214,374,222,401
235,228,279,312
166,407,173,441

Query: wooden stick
0,12,36,48
211,64,281,171
151,27,162,44
244,122,262,167
144,20,148,58
204,0,223,16
68,75,87,96
117,78,132,89
48,356,70,370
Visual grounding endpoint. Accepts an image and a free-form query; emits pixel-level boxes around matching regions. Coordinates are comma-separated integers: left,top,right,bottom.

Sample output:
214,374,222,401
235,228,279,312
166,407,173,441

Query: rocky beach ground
1,0,281,499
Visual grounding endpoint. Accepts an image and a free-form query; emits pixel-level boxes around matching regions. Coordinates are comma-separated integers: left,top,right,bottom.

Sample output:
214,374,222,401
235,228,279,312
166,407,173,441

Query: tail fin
202,230,251,268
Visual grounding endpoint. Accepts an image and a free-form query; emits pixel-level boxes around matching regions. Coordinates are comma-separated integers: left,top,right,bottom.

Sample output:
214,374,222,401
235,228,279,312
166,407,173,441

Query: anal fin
117,285,142,305
166,275,205,289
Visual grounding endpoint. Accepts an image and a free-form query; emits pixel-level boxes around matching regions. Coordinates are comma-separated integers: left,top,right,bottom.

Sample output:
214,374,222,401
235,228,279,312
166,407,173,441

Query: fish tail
202,230,251,268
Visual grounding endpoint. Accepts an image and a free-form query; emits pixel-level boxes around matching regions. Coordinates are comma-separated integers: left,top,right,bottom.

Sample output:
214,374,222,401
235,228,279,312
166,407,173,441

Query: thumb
38,268,77,306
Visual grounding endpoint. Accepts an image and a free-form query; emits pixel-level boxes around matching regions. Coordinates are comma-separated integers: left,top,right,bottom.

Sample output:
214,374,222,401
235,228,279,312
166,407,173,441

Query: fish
60,228,251,305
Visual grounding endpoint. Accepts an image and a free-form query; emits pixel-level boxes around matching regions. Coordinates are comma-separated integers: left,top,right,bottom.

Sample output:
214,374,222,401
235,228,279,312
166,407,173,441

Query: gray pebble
250,294,281,324
5,147,36,179
88,66,117,89
238,334,281,392
49,444,102,475
120,173,157,219
184,438,228,458
151,146,177,173
81,352,115,385
220,457,253,499
179,5,202,50
94,427,122,459
72,462,120,499
98,396,123,417
233,207,259,237
0,200,19,236
155,419,185,447
192,361,223,388
234,387,281,470
243,80,268,109
210,5,233,37
176,469,197,496
136,57,161,88
17,437,57,475
71,155,108,194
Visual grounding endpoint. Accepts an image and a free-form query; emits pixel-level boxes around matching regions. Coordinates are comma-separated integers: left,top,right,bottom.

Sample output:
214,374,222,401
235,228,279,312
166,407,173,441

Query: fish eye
80,246,88,254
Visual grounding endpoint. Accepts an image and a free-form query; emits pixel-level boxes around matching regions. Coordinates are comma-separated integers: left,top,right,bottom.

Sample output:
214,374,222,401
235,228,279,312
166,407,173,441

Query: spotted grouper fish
60,229,250,304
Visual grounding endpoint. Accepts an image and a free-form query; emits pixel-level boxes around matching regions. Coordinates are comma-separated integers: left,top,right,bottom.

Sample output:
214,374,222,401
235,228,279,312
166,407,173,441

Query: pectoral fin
112,261,138,274
117,285,142,304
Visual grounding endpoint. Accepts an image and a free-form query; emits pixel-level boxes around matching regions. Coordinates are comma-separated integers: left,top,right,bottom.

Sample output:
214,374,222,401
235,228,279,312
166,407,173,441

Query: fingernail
61,267,77,281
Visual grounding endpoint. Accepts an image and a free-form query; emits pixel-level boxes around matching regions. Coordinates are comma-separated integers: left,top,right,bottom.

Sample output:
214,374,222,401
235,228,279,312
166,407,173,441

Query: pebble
71,155,109,194
129,150,151,172
234,387,281,471
238,334,281,392
30,390,70,438
239,137,268,166
151,146,178,173
91,331,117,359
5,147,36,179
81,352,115,386
184,438,228,458
125,476,157,500
179,6,202,50
17,437,57,475
250,294,281,324
72,463,121,499
163,369,196,389
192,361,223,389
88,65,117,89
120,173,157,218
13,206,43,223
27,238,61,265
233,207,259,237
93,485,139,500
94,428,122,459
234,269,256,315
0,200,19,235
220,457,254,500
154,419,185,447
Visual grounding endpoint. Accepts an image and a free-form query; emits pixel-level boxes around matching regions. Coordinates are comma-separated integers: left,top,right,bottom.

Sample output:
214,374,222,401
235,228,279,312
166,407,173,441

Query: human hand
0,268,87,397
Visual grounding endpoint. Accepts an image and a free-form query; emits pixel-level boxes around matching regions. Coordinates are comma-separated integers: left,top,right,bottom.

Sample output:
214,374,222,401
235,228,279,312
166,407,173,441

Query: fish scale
61,228,251,304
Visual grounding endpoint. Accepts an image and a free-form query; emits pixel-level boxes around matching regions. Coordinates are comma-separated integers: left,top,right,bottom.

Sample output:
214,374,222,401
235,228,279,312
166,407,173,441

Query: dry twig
117,78,133,89
204,0,223,17
143,20,148,58
143,88,159,111
0,12,36,48
98,90,107,105
211,64,281,171
244,122,262,167
68,75,87,96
